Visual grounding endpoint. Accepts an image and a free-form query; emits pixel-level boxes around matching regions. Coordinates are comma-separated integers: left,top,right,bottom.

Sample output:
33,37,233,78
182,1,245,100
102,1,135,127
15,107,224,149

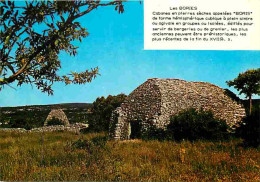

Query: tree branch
0,0,125,89
73,1,122,19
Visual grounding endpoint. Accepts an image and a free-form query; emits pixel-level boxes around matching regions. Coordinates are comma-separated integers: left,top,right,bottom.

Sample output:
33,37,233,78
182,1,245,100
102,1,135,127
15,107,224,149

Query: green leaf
55,40,58,46
4,35,10,44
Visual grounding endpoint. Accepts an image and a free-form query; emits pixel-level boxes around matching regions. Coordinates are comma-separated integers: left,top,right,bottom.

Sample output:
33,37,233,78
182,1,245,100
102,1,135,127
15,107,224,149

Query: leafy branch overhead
0,0,126,94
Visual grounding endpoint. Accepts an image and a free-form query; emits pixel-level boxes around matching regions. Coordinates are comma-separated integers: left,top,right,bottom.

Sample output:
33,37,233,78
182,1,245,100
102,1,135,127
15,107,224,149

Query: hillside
0,103,92,129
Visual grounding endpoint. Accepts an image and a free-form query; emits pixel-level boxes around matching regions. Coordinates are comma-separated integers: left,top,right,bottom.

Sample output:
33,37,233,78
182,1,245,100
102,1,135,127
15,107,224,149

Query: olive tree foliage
226,68,260,115
0,0,126,94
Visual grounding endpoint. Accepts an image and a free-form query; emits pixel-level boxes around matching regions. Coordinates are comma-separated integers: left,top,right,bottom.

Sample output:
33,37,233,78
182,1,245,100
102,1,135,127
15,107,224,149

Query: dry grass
0,131,259,181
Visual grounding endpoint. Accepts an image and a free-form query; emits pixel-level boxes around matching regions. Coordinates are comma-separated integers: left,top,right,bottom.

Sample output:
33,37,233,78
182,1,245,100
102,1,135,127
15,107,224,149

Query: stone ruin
43,109,89,133
109,78,246,140
44,109,70,126
0,109,88,133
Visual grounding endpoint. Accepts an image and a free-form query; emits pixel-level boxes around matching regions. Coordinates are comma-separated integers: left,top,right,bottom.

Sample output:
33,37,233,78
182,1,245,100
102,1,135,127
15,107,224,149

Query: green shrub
1,110,48,129
88,94,127,132
236,108,260,147
46,118,64,126
8,118,32,130
141,125,167,141
167,108,229,141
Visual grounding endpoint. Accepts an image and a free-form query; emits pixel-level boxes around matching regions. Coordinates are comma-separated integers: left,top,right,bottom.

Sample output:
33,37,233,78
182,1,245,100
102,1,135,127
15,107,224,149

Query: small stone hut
109,78,246,140
44,109,70,126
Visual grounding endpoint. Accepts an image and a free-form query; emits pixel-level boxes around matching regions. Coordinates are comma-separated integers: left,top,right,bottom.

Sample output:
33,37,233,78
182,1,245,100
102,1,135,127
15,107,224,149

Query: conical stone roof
44,109,70,126
110,78,246,140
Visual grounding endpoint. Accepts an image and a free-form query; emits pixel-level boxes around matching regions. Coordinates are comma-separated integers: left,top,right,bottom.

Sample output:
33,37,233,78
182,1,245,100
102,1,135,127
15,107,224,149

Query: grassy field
0,131,259,181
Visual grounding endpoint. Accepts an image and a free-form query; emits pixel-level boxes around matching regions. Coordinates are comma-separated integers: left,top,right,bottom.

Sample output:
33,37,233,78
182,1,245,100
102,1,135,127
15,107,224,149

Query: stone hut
44,109,70,126
109,78,246,140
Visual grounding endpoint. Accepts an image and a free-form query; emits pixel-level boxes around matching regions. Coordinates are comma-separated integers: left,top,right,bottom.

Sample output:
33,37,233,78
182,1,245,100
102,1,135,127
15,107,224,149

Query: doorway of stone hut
129,120,142,139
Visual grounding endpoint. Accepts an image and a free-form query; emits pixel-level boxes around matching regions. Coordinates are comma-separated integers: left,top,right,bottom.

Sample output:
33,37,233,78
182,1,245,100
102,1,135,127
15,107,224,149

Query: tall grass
0,131,259,181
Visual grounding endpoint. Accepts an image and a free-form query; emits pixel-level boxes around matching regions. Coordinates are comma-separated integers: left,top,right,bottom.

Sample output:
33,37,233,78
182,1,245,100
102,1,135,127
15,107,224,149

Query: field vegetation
0,131,259,181
0,89,259,181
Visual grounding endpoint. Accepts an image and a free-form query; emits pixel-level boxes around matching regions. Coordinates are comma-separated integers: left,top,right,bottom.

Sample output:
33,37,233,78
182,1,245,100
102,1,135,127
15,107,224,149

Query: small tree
88,93,127,132
226,68,260,115
0,0,125,94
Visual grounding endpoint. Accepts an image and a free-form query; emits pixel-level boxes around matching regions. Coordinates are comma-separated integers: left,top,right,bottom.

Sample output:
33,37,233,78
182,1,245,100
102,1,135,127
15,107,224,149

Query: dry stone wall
109,107,129,140
0,123,89,134
110,78,246,140
110,79,162,140
30,123,88,134
0,128,27,132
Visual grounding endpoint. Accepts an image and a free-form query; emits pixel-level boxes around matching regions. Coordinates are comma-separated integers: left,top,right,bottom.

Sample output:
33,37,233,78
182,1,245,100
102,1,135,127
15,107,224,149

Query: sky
0,1,259,107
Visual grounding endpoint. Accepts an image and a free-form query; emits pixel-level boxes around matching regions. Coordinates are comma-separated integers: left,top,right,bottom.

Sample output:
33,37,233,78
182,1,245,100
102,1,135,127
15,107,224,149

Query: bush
141,125,167,141
236,108,260,147
8,118,32,130
88,94,127,132
1,110,49,129
46,118,64,126
167,108,229,141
